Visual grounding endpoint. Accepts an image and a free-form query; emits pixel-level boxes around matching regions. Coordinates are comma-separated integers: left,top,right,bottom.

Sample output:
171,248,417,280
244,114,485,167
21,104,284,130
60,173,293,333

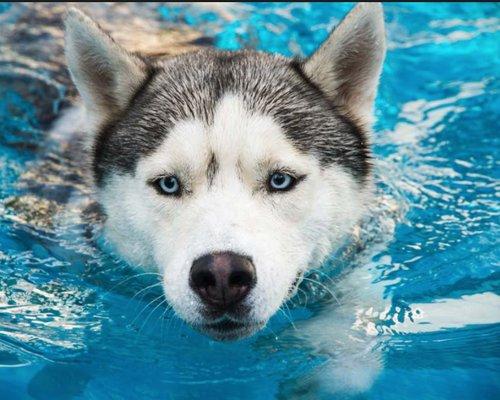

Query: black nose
189,252,256,311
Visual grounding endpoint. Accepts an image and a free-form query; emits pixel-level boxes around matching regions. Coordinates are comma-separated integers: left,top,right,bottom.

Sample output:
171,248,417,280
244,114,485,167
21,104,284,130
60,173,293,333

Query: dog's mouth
198,318,264,341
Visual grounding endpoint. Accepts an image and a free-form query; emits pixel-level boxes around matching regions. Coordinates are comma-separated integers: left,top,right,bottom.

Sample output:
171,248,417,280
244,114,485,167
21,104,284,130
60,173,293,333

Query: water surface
0,3,499,399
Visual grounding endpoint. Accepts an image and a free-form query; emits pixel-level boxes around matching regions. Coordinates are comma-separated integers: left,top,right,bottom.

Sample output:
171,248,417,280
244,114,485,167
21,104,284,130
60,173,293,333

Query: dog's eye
155,176,181,196
268,172,296,192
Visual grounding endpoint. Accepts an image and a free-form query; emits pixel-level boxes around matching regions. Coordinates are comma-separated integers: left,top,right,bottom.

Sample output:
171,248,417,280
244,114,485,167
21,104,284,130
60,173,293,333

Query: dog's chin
196,319,265,341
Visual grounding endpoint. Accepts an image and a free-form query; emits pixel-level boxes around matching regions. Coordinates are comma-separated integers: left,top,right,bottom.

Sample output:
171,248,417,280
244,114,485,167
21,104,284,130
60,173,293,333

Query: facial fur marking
287,60,371,181
93,64,159,186
206,153,219,187
91,51,375,187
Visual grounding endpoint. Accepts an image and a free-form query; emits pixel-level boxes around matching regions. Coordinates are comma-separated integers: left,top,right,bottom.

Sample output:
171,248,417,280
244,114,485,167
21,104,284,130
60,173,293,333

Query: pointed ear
303,3,386,124
64,8,148,128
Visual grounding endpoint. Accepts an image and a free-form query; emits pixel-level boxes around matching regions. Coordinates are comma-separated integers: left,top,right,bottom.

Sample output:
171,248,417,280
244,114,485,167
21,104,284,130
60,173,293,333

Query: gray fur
64,4,386,187
94,50,370,186
64,8,149,127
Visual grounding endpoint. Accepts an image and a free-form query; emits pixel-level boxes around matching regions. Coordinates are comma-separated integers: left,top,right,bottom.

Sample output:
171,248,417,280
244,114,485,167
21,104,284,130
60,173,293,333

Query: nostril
229,270,253,287
192,270,216,289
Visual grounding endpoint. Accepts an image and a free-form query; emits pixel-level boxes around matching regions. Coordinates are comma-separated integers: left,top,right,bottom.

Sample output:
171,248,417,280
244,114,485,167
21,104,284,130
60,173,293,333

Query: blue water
0,2,499,399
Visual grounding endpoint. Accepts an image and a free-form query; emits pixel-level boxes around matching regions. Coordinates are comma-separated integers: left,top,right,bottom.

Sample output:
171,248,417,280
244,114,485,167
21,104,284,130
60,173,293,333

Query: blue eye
268,172,295,192
156,176,181,196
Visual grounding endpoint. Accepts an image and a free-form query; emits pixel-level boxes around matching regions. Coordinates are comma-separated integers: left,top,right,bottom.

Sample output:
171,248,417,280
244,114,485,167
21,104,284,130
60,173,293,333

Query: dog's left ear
303,3,386,124
64,8,149,129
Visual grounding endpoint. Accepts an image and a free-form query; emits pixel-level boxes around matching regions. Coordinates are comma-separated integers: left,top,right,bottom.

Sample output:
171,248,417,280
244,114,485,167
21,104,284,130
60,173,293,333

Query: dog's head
64,3,385,340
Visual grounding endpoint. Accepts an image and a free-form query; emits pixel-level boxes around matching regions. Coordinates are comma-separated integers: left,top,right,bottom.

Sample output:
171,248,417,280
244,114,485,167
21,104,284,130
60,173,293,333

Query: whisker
129,282,162,305
301,277,340,305
163,308,178,340
279,305,297,331
263,323,279,341
138,298,169,336
298,287,309,306
107,272,162,293
130,293,165,327
172,312,183,336
160,305,174,342
284,301,298,330
287,297,300,309
308,268,340,288
133,280,162,293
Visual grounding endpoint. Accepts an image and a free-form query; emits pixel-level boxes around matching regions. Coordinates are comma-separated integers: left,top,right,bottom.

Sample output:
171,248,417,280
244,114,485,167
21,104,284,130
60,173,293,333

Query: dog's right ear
64,8,148,128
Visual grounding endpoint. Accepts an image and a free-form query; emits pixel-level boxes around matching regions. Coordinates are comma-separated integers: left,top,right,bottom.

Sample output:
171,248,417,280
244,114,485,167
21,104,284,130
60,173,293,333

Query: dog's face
65,3,385,340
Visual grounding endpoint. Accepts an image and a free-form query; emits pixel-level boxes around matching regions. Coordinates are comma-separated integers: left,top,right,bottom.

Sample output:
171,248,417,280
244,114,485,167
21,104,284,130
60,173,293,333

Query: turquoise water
1,2,499,399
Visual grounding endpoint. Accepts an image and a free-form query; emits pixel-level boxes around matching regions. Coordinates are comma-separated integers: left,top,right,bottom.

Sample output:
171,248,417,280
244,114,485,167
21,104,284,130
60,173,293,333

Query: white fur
99,94,368,329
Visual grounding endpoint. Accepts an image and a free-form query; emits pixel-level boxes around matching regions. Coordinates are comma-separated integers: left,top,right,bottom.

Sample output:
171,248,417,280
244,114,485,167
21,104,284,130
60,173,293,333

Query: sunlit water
0,3,499,399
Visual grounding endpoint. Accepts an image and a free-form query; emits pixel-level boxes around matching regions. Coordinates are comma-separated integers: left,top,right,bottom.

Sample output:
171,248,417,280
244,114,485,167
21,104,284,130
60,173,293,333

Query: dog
63,2,386,342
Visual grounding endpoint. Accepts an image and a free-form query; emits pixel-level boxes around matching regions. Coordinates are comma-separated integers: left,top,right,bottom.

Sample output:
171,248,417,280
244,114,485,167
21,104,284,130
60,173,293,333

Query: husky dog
64,2,386,341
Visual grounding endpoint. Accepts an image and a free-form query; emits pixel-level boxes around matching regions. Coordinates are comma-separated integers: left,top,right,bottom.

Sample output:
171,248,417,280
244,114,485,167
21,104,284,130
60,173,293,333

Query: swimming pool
0,2,499,399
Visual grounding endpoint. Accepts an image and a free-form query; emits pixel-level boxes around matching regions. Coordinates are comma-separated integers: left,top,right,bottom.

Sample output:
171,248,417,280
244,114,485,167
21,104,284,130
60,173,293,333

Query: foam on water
0,2,499,399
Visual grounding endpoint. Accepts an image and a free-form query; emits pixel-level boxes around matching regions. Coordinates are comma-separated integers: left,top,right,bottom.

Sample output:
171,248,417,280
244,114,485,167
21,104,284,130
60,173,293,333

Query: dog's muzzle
189,251,258,340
